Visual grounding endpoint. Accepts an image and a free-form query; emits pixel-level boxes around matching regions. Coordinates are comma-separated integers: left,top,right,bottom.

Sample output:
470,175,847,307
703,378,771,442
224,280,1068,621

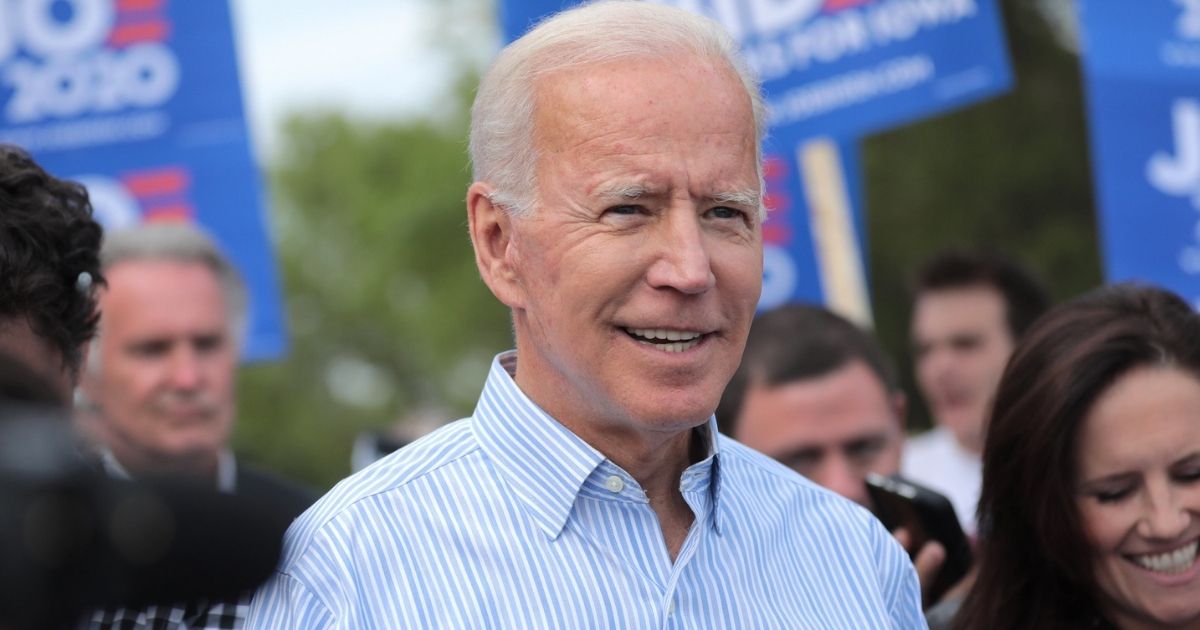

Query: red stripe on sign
824,0,872,10
117,0,165,11
107,21,170,46
764,192,790,213
763,224,792,245
144,204,194,222
122,168,189,198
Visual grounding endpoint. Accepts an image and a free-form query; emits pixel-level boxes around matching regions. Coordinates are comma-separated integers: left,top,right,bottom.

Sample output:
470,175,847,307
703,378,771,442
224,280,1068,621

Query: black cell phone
865,473,972,605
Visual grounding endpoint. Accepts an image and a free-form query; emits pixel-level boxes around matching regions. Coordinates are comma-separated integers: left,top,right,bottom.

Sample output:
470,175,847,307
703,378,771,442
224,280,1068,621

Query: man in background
717,304,946,597
904,249,1049,536
78,222,313,513
718,304,906,507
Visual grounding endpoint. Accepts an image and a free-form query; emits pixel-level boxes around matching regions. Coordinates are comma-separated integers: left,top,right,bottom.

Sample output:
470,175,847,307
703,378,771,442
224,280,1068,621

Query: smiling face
1075,365,1200,629
488,55,762,445
912,285,1015,453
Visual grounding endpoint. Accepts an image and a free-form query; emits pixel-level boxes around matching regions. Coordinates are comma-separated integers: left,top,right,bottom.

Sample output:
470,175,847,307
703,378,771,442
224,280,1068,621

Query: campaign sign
500,0,1013,139
0,0,286,360
761,130,872,323
1080,0,1200,307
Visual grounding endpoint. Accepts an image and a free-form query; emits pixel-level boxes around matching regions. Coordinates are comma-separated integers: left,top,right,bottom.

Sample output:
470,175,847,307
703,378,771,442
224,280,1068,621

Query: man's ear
467,182,524,308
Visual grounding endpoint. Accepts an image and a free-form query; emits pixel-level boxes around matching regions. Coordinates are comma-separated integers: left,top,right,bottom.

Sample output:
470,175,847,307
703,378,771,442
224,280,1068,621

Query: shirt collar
472,351,725,540
97,446,238,493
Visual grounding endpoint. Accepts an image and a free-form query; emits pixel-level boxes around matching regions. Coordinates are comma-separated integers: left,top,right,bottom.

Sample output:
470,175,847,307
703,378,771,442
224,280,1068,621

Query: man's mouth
1127,540,1199,575
622,327,708,353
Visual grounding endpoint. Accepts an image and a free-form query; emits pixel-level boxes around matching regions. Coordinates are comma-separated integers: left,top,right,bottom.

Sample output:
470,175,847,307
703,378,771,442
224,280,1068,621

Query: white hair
469,0,766,218
87,223,248,373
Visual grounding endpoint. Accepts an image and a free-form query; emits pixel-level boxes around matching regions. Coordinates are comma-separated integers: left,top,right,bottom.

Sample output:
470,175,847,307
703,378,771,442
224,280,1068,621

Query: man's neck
101,444,228,489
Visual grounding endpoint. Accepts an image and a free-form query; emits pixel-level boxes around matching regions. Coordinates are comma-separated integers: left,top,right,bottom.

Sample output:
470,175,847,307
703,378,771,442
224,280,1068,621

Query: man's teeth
625,328,704,352
1132,541,1198,574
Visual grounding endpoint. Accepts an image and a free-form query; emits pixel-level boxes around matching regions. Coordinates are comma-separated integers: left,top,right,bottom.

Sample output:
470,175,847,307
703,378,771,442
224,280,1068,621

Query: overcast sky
230,0,496,156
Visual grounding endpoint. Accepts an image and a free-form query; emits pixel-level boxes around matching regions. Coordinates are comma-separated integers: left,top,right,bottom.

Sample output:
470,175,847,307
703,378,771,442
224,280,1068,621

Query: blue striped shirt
247,352,925,629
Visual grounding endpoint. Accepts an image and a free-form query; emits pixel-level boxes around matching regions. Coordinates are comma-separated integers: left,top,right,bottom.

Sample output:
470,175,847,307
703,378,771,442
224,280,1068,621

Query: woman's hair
956,284,1200,629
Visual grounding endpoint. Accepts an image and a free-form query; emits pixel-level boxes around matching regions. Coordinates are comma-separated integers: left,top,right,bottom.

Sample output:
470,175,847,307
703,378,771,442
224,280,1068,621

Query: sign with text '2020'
1080,0,1200,307
0,0,285,360
501,0,1013,139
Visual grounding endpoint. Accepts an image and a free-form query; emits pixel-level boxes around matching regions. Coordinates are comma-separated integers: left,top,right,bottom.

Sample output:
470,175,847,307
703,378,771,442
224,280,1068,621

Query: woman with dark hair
956,284,1200,629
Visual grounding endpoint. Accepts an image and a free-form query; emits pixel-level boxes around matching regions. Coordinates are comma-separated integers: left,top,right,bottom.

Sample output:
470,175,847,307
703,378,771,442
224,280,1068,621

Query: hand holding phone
865,473,972,606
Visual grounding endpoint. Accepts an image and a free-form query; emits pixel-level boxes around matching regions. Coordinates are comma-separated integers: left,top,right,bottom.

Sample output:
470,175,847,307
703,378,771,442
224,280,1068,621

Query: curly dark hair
0,145,104,376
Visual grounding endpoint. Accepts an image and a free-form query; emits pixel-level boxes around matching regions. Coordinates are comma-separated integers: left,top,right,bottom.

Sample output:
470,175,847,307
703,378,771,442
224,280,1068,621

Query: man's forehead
99,260,229,331
914,286,1010,332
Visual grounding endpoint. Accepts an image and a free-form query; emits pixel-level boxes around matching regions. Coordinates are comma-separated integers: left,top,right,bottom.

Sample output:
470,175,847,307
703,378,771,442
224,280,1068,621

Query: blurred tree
863,0,1101,432
233,86,511,489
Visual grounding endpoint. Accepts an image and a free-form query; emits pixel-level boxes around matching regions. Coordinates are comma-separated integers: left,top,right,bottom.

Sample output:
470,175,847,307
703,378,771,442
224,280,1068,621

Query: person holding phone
958,284,1200,629
718,304,968,612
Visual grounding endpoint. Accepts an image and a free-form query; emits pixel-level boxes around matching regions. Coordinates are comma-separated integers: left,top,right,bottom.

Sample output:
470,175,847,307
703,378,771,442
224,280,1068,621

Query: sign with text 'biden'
0,0,285,360
1080,0,1200,307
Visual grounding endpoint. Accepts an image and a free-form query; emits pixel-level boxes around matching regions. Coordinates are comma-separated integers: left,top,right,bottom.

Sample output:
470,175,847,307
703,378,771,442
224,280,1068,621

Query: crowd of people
1,1,1197,628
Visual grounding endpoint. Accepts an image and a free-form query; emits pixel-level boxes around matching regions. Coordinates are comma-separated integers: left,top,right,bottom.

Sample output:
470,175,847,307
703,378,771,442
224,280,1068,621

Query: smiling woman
956,284,1200,630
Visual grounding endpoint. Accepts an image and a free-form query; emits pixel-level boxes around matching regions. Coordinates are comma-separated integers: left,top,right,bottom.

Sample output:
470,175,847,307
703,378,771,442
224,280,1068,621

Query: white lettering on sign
0,0,180,124
759,244,799,310
1147,99,1200,210
737,0,978,82
75,174,140,229
5,44,179,122
16,0,113,57
1177,0,1200,40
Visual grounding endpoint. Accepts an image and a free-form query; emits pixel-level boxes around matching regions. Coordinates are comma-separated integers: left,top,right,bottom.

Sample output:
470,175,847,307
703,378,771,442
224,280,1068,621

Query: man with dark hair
0,144,104,400
717,304,905,507
904,249,1050,536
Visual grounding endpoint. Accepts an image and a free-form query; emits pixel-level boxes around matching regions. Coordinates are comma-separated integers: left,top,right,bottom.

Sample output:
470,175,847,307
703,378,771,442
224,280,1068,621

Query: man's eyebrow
710,189,761,207
594,183,659,200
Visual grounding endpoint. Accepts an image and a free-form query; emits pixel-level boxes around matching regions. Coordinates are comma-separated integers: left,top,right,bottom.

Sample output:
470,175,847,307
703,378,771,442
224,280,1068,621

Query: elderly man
78,223,313,509
248,3,923,627
76,223,312,628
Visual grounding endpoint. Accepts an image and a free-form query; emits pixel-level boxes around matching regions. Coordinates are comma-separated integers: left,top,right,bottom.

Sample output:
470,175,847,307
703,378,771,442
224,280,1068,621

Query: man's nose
816,456,870,507
1138,481,1192,540
167,347,203,390
646,210,716,294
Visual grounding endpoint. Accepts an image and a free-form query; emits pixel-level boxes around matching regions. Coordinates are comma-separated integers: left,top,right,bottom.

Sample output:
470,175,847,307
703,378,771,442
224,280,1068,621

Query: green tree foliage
233,104,511,490
863,0,1101,430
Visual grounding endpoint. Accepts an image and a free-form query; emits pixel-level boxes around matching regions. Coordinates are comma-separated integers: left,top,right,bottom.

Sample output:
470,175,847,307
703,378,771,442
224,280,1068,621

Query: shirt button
604,475,624,493
667,599,676,615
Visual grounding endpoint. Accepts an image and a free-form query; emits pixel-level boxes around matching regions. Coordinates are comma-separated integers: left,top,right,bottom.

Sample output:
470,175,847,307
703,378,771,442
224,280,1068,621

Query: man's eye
708,206,744,220
606,205,643,216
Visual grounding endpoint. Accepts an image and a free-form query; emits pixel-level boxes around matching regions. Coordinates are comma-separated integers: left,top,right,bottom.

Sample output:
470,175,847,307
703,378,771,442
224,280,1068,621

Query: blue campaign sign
760,130,872,323
1080,0,1200,307
0,0,286,360
500,0,1013,139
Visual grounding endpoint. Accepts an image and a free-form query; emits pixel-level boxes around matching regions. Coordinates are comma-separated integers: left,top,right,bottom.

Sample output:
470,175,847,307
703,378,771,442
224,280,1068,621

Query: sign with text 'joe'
1080,0,1200,307
0,0,285,359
